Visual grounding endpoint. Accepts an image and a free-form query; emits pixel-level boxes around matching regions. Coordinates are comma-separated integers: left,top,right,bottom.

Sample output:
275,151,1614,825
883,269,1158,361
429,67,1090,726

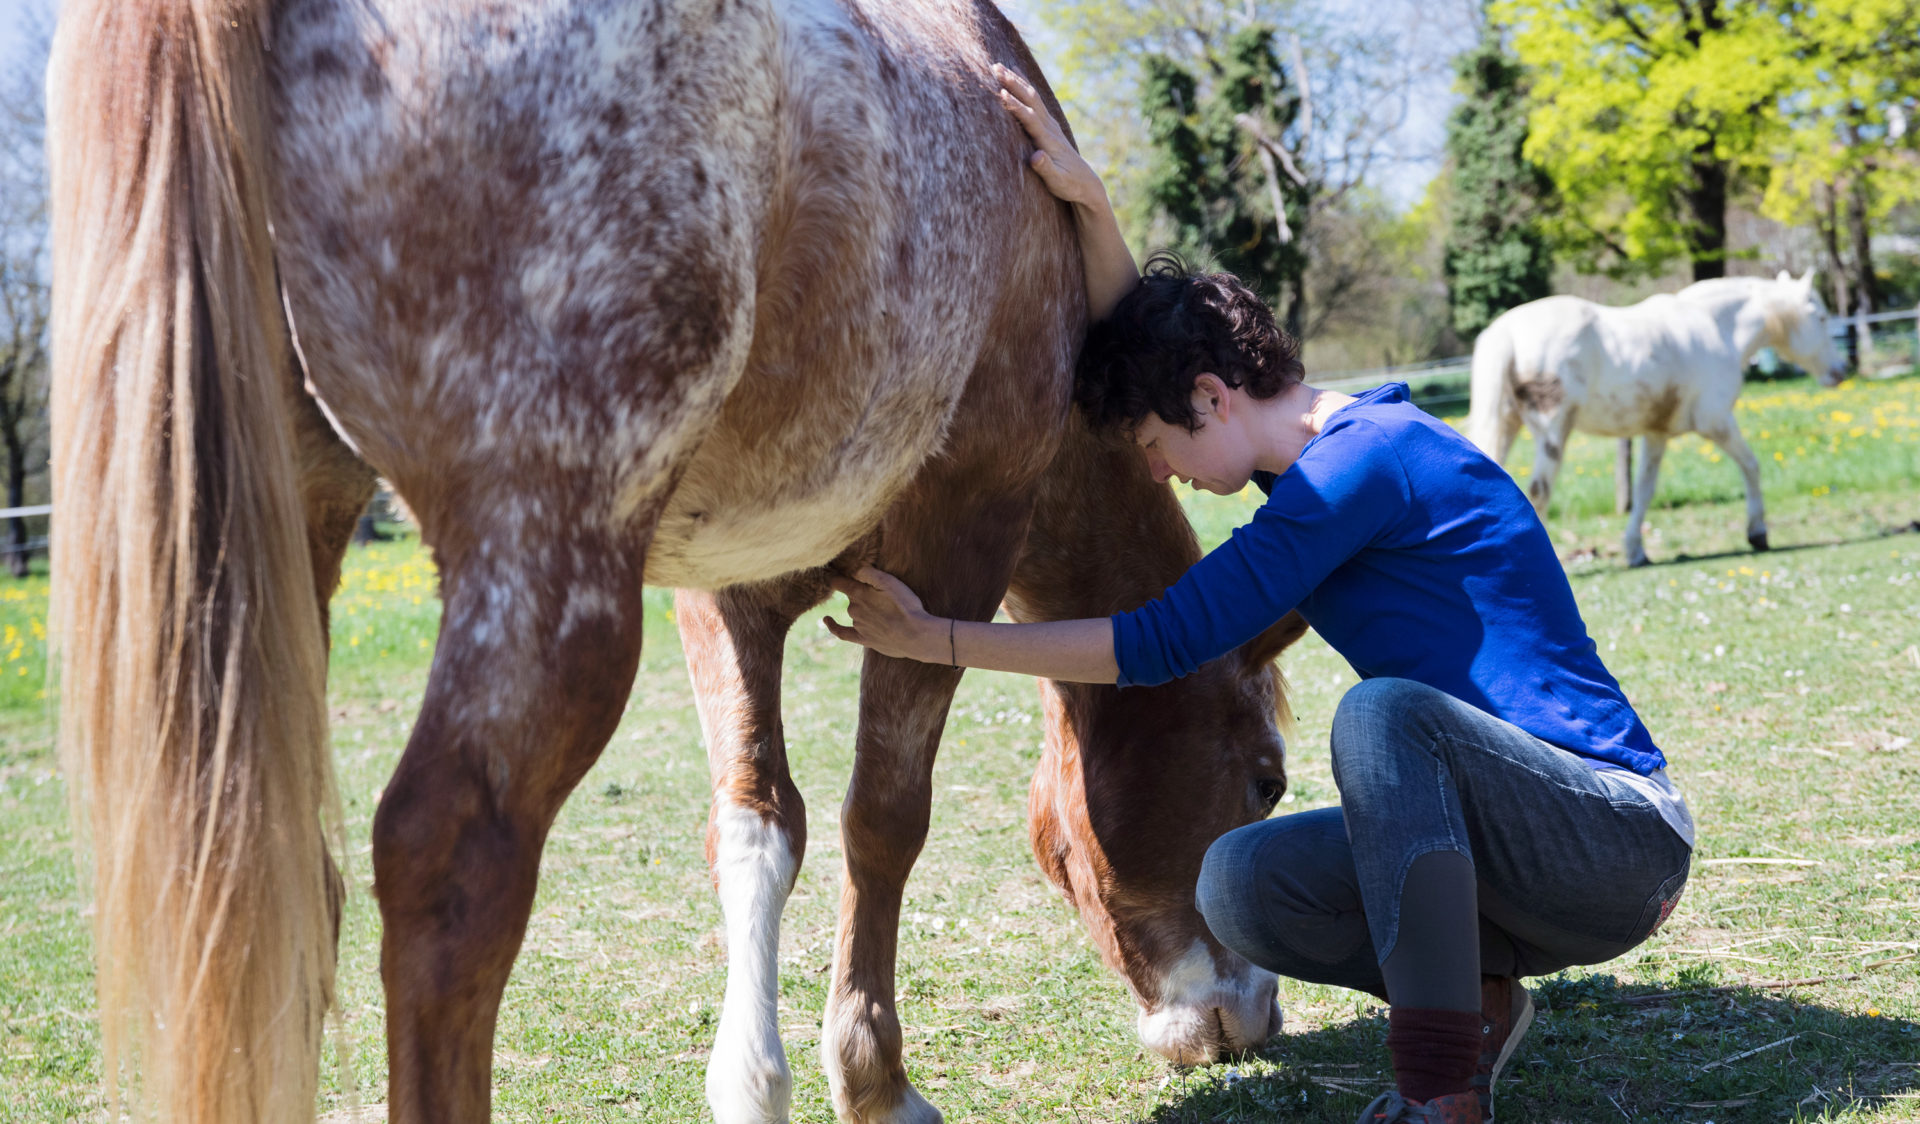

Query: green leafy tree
1140,28,1312,334
1755,0,1920,324
1496,0,1790,281
1441,25,1553,340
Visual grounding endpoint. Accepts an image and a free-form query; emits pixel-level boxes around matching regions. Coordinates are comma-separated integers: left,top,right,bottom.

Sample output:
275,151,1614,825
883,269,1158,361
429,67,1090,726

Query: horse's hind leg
1622,435,1668,568
288,383,379,931
1698,414,1769,551
677,576,833,1124
372,497,649,1122
290,385,379,635
822,481,1041,1124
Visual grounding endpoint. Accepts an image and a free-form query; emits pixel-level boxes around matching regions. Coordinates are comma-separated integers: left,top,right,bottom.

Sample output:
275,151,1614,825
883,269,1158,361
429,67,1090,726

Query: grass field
2,372,1918,1123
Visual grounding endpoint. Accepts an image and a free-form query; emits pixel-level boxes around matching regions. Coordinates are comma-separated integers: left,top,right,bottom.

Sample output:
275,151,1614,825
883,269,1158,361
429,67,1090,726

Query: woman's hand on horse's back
994,64,1104,209
826,567,942,663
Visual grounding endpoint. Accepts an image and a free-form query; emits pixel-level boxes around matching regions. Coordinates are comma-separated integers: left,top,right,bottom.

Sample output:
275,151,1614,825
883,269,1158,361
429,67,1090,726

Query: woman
825,65,1694,1124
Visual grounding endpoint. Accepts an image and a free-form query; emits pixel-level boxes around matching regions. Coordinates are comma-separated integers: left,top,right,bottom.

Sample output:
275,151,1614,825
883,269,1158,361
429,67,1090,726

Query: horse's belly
642,341,978,590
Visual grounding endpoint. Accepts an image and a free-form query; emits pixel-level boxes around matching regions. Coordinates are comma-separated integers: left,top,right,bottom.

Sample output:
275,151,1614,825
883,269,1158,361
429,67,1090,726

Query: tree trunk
5,456,26,579
1819,184,1856,373
1846,174,1880,371
1685,145,1728,283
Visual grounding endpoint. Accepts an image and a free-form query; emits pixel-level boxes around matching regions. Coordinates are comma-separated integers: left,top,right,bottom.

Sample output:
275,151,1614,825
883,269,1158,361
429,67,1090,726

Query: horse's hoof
1749,533,1771,552
1627,555,1651,569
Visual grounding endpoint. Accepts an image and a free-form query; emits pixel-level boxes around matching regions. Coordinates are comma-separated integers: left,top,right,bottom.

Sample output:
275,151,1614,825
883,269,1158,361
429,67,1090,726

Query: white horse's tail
1467,318,1518,460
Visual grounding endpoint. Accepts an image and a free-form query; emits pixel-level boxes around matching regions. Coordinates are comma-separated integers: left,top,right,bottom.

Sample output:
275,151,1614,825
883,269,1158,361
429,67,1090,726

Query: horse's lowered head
1023,620,1302,1064
1771,269,1849,386
1007,431,1308,1064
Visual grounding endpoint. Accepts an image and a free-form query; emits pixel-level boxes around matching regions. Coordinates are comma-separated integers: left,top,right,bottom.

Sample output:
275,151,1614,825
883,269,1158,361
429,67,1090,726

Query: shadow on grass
1573,517,1920,579
1140,974,1919,1122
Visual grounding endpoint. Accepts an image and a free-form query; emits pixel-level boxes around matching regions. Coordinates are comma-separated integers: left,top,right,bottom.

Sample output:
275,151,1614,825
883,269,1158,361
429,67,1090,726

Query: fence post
1615,439,1634,514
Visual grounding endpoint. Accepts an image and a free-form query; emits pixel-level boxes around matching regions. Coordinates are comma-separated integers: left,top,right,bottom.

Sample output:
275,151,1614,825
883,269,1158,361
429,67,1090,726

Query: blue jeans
1196,679,1691,995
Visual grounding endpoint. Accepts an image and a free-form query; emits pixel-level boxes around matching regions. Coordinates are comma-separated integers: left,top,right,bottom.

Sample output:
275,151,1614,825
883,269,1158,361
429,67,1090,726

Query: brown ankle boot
1474,976,1535,1121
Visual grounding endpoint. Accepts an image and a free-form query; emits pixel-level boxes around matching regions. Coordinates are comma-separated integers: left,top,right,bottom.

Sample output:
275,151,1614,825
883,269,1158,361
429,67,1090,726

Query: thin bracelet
949,618,957,667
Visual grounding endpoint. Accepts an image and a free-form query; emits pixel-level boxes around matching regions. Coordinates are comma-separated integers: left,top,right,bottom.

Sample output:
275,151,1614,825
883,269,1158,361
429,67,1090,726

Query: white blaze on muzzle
1135,938,1283,1065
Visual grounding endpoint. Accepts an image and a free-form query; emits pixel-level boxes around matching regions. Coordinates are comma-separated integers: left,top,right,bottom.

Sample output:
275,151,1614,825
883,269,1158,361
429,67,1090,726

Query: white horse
1467,271,1846,567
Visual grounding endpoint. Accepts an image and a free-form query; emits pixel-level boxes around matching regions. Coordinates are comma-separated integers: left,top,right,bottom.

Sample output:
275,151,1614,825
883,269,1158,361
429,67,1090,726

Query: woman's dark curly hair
1076,252,1303,433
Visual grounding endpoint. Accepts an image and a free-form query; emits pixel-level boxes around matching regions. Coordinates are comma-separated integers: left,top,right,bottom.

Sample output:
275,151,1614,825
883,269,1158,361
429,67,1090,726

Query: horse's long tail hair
1466,317,1518,460
48,2,337,1120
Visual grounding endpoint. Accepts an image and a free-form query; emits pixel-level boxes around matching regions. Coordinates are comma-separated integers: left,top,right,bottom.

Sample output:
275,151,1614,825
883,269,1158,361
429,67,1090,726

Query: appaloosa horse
1467,272,1846,566
47,1,1295,1122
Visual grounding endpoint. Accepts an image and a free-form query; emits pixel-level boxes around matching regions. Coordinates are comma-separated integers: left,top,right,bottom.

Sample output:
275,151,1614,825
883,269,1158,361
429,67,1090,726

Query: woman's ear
1193,372,1230,420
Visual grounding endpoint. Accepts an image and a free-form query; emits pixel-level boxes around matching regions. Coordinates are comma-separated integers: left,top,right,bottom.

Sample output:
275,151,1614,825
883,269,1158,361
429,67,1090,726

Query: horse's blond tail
1466,317,1517,460
47,3,336,1121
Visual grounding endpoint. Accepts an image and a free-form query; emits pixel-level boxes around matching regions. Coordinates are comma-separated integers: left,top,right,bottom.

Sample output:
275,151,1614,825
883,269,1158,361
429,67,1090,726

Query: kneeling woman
825,66,1693,1124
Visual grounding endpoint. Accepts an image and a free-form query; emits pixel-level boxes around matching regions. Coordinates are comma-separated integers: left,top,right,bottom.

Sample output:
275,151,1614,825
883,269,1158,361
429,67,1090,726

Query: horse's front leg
821,492,1037,1124
1623,434,1668,567
677,577,831,1124
1698,416,1769,552
373,508,648,1123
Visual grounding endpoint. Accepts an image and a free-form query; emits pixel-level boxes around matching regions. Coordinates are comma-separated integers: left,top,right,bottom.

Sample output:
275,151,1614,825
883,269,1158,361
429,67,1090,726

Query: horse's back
267,0,1079,585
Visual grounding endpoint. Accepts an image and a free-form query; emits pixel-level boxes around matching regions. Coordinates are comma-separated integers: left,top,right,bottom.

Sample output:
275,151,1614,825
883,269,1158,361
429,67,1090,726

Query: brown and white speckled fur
50,0,1298,1121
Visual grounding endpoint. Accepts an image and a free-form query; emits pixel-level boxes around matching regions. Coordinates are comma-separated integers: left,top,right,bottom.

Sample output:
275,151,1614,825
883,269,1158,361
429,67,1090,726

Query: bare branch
1610,1,1655,44
1288,33,1314,157
1233,113,1311,188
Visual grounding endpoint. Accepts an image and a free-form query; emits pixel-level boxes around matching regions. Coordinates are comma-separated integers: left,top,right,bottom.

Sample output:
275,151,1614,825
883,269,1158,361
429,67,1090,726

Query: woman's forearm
1073,193,1140,323
953,616,1120,684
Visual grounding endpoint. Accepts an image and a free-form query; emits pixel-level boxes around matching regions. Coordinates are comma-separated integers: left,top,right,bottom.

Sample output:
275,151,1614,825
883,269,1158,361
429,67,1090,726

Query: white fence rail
2,504,51,562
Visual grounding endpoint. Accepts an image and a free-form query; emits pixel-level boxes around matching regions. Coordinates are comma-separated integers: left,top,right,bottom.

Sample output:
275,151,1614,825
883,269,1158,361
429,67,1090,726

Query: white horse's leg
1699,416,1769,551
1622,435,1668,568
678,581,827,1124
1523,407,1579,518
1494,403,1524,465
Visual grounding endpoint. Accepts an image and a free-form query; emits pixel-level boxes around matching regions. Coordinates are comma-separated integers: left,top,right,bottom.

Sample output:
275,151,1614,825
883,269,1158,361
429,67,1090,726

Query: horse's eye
1255,777,1285,811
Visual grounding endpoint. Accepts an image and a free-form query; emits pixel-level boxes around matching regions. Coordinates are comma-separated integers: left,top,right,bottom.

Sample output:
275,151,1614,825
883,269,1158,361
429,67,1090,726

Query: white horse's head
1772,269,1848,386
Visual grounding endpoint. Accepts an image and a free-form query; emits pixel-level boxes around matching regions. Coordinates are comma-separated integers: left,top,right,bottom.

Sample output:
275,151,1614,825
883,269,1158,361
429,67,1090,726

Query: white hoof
706,1025,792,1124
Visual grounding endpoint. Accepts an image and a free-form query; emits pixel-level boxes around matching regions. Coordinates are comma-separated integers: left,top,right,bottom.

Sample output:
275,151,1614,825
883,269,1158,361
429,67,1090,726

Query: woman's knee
1195,823,1266,947
1195,811,1354,954
1331,678,1451,784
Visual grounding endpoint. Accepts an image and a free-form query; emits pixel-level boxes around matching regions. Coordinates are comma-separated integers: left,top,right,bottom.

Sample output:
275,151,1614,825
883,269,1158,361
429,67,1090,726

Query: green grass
3,372,1918,1122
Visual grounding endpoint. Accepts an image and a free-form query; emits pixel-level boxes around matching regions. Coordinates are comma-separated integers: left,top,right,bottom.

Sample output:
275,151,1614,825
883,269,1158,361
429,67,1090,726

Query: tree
1441,23,1553,339
1754,0,1920,348
0,16,50,577
1028,0,1471,338
1140,28,1311,333
1497,0,1790,281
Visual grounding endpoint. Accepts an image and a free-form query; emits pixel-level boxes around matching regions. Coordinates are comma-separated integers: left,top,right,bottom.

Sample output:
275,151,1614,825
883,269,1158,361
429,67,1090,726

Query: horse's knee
838,782,932,885
1527,474,1552,507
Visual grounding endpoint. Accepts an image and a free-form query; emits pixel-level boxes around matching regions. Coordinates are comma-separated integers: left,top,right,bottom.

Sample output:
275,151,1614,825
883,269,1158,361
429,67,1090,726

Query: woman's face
1121,378,1259,491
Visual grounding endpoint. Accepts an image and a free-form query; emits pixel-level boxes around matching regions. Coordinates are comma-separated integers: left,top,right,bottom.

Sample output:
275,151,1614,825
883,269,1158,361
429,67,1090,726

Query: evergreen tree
1442,26,1553,341
1140,28,1310,335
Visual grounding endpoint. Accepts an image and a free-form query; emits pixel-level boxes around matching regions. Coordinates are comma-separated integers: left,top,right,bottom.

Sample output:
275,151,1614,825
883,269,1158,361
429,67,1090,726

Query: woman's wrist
919,614,955,666
1069,184,1115,223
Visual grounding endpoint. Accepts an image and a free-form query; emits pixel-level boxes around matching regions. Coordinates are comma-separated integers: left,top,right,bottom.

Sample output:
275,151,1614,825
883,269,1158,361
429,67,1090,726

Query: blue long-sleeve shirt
1111,382,1666,775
